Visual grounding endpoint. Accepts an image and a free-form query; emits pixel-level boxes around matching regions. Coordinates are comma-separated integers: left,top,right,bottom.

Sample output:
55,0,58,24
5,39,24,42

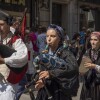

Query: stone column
67,0,79,38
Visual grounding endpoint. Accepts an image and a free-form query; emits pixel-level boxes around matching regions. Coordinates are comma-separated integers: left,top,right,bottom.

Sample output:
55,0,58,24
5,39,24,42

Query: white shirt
0,33,28,100
4,38,28,68
10,27,15,34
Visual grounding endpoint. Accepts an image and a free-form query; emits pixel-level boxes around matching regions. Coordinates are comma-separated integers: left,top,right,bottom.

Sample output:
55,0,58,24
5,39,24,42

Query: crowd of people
0,10,100,100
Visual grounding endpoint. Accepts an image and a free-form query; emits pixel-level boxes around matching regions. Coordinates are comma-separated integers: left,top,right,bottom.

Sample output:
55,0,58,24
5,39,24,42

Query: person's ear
7,16,13,26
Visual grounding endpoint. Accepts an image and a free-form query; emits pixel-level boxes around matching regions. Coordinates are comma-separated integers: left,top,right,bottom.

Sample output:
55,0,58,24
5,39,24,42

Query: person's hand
35,79,44,90
84,62,96,69
0,56,4,64
39,71,50,79
79,72,85,76
35,71,50,90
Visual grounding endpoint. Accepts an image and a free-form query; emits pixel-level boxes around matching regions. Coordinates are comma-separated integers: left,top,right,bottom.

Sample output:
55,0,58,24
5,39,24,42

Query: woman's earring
63,41,67,48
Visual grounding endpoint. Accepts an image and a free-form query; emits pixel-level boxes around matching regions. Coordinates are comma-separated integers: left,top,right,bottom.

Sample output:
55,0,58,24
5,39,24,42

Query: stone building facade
38,0,79,38
0,0,100,38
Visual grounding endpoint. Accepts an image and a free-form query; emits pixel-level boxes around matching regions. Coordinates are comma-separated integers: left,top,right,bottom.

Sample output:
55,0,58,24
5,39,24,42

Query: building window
52,3,62,26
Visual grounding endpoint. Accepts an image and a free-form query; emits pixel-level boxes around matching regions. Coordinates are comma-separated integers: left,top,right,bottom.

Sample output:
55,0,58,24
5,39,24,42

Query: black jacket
35,47,79,100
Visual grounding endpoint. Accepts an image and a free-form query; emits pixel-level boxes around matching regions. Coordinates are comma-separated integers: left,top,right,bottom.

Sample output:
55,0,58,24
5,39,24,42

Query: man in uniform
0,10,28,100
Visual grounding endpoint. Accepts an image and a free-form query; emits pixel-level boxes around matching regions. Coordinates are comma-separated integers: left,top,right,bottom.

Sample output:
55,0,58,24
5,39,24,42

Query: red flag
21,8,27,40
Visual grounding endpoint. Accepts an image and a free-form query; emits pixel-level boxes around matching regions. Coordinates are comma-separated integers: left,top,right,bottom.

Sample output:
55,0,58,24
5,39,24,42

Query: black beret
0,10,9,22
0,10,14,26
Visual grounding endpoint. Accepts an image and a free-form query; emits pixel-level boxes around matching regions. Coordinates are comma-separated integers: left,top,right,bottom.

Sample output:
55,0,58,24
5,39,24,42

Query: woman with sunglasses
33,24,79,100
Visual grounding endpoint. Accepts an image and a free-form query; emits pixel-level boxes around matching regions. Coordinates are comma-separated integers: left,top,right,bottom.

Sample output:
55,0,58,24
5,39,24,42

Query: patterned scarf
91,48,100,63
